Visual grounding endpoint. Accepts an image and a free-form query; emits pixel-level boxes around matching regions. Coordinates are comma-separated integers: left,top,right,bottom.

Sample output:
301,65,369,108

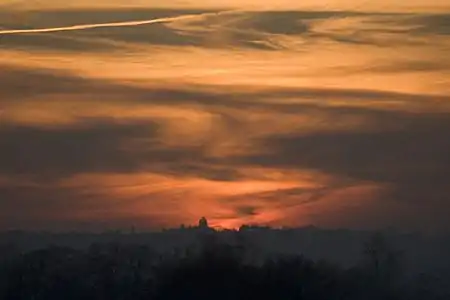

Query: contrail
0,11,222,35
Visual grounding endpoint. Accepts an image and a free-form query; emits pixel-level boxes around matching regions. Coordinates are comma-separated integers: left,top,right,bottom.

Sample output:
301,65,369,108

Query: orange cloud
0,7,449,232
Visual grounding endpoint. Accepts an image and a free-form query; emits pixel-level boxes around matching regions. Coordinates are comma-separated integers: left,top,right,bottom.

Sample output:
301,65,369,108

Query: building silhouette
198,217,209,229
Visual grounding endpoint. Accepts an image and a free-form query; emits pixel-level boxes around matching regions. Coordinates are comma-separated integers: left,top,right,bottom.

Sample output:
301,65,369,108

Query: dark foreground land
1,227,449,300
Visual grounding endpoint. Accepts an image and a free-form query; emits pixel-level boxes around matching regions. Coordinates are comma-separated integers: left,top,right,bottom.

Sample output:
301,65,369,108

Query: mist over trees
1,221,449,300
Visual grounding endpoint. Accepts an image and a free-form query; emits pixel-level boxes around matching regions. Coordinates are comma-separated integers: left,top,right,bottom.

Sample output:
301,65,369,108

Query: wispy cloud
0,10,226,35
0,5,449,232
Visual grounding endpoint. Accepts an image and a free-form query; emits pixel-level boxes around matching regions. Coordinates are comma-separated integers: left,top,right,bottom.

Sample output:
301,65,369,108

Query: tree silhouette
1,229,448,300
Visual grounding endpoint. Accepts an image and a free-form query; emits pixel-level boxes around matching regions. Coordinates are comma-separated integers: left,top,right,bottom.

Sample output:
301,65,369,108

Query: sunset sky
0,0,449,232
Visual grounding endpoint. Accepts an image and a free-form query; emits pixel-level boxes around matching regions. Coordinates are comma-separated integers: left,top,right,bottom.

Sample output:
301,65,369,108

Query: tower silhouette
198,217,209,229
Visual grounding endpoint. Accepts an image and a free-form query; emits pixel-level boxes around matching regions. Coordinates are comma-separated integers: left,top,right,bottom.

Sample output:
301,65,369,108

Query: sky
0,0,449,232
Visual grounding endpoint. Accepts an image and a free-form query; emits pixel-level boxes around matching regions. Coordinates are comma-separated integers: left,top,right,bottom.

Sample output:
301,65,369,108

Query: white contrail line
0,11,222,35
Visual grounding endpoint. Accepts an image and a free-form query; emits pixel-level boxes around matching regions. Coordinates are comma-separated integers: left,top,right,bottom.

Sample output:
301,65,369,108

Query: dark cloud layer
404,14,450,36
2,9,448,52
238,113,450,184
0,65,96,98
0,120,158,177
0,7,449,231
0,185,170,231
1,72,449,231
0,119,248,182
2,64,447,110
1,64,449,182
228,112,450,230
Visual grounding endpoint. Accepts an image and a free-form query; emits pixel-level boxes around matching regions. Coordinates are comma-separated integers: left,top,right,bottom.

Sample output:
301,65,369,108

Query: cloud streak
0,10,226,35
0,6,449,232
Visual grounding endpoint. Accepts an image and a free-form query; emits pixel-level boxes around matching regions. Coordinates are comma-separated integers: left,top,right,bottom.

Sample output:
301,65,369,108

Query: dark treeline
0,230,449,300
